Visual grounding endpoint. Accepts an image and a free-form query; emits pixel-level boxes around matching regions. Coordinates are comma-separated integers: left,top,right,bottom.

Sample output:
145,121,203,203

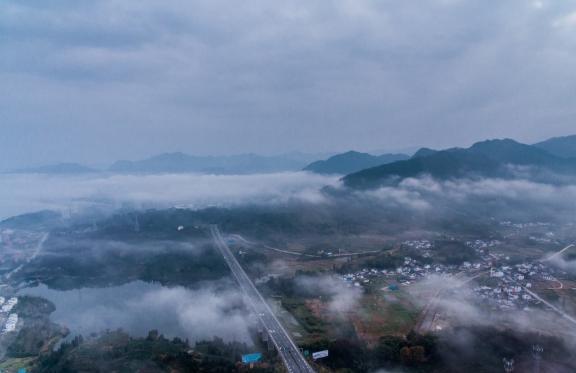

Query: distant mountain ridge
0,210,63,230
533,135,576,158
7,135,575,177
9,163,97,174
109,152,316,174
303,151,409,175
411,148,438,159
343,138,576,189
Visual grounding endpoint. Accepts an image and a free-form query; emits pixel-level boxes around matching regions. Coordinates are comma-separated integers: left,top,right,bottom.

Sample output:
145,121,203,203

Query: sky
1,0,576,169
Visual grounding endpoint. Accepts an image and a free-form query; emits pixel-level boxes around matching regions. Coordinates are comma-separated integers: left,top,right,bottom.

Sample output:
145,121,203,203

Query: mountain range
7,135,576,181
7,153,330,175
533,135,576,158
343,138,576,189
108,152,313,174
10,163,97,174
303,151,409,174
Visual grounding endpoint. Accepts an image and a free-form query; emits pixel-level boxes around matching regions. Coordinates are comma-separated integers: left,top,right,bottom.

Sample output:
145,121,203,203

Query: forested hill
343,139,576,189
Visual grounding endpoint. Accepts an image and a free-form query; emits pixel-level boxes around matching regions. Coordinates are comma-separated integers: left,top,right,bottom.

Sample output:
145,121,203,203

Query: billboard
312,350,329,360
242,353,263,364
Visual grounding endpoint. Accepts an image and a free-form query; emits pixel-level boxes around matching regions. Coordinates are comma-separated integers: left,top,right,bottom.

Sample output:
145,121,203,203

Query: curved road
229,233,379,258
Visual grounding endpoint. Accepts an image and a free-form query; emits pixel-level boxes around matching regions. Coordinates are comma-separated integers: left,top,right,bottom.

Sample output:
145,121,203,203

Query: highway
210,226,315,373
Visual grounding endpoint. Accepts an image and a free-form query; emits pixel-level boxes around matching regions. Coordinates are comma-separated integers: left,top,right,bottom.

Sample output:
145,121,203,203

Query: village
0,297,19,334
0,229,39,339
339,237,573,314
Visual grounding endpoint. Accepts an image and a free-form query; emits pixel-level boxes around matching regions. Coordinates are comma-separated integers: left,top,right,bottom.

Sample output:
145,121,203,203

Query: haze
2,0,576,169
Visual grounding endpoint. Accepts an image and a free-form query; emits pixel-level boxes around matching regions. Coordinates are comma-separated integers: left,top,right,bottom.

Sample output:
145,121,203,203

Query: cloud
21,280,253,342
358,186,432,211
0,172,339,220
354,176,576,219
549,255,576,274
554,11,576,28
2,1,576,167
409,275,576,344
296,275,362,314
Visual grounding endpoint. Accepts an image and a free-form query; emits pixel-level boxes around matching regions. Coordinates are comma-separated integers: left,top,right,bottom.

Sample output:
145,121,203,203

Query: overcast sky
1,0,576,168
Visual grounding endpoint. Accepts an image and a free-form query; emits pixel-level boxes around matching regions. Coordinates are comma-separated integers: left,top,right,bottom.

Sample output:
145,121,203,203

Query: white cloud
0,172,339,220
22,281,253,342
296,275,362,314
409,275,576,342
358,176,576,214
554,11,576,28
2,0,576,167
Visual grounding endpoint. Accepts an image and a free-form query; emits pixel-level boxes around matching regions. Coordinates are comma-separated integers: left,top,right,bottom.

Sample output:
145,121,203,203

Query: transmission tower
532,344,543,373
133,213,140,232
503,358,515,373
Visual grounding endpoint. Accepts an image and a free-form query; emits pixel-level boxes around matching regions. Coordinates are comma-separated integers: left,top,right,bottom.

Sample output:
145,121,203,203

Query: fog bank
0,172,339,220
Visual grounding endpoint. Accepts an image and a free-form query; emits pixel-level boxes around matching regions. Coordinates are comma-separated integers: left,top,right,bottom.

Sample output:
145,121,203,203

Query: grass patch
281,298,327,336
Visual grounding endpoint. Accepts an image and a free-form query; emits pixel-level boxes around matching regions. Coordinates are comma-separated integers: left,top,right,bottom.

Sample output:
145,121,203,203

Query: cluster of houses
472,261,565,311
0,229,41,268
1,297,18,313
465,239,501,251
340,236,571,317
0,297,19,334
341,268,385,287
402,240,434,250
472,283,535,310
394,257,464,285
340,257,468,289
499,221,551,229
3,313,18,333
340,239,505,289
528,233,558,245
401,240,434,258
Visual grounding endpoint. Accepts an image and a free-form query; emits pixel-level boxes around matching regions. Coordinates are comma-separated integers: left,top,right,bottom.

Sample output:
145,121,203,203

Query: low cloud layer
296,275,362,314
409,275,576,345
549,255,576,275
0,172,338,220
5,171,576,230
21,280,253,343
356,176,576,220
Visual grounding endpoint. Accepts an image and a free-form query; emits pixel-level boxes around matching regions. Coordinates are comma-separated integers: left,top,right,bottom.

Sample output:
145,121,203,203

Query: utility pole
503,358,514,373
532,344,543,373
134,213,140,232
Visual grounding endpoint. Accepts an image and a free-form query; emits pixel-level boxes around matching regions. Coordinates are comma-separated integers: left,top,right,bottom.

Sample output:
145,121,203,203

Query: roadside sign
312,350,329,360
242,353,263,364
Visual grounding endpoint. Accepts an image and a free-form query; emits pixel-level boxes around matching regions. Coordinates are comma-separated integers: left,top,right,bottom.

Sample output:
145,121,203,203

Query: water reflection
20,281,252,343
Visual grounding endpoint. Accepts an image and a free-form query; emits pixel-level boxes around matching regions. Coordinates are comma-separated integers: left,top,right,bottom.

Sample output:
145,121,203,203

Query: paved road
415,271,486,333
5,233,49,281
210,226,315,373
230,233,379,258
542,244,575,262
506,273,576,327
